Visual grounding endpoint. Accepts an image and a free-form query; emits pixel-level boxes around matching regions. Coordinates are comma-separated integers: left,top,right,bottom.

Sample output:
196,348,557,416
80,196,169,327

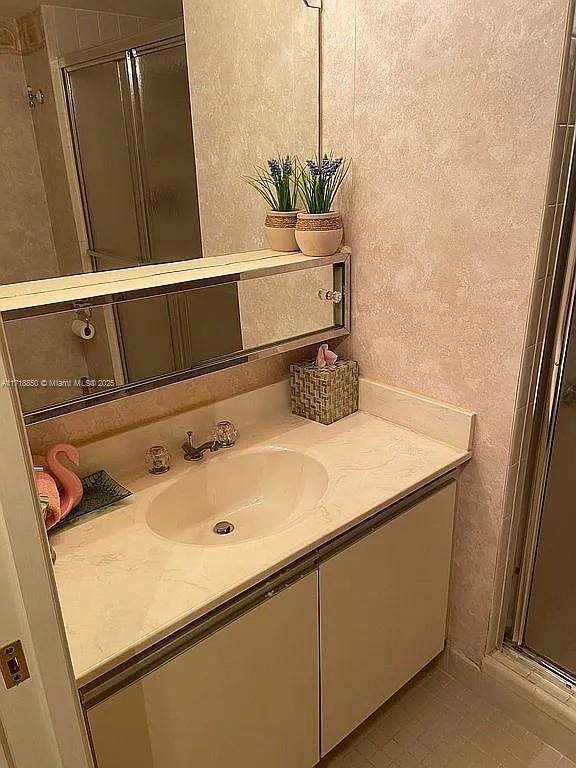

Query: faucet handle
215,420,238,448
185,430,194,445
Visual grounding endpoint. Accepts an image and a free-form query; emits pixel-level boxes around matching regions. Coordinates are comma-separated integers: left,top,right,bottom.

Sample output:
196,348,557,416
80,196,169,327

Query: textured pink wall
324,0,568,661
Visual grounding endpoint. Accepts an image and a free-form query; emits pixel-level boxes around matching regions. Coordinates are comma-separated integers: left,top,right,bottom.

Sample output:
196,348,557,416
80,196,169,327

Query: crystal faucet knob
215,420,238,448
145,445,171,474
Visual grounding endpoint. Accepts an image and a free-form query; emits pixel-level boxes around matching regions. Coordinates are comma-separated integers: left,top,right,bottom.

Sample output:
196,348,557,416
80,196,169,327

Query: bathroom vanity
0,234,474,765
86,482,455,768
46,381,473,767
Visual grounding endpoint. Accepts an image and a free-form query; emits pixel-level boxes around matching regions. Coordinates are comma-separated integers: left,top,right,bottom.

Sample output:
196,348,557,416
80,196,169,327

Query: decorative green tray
51,470,132,532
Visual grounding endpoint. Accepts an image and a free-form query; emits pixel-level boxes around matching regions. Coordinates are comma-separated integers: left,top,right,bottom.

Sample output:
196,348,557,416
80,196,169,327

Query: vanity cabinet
85,481,456,767
319,482,456,755
87,572,319,768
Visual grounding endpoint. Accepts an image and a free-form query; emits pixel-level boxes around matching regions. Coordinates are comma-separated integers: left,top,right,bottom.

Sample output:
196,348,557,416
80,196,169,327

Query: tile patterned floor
319,667,575,768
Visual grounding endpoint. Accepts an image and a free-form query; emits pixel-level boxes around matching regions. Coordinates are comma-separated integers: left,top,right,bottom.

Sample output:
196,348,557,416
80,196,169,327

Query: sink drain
213,521,235,536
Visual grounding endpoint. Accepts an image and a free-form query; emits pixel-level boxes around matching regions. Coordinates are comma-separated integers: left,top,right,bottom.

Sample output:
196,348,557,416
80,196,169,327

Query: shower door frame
492,0,576,686
506,148,576,687
512,214,576,653
64,52,152,269
61,20,193,272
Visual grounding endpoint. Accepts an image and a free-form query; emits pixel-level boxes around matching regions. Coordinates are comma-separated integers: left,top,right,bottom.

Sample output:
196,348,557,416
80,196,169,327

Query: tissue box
290,359,359,425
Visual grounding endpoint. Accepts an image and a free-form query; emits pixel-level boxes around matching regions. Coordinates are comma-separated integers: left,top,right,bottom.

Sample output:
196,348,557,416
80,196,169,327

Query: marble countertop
52,408,471,687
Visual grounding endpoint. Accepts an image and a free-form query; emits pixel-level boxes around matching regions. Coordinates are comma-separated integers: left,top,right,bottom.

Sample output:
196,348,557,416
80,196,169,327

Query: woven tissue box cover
290,359,359,425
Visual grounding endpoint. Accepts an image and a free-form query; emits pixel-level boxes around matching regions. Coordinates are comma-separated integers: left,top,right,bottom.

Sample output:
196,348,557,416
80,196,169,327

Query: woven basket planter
290,359,359,425
295,211,344,257
264,210,300,252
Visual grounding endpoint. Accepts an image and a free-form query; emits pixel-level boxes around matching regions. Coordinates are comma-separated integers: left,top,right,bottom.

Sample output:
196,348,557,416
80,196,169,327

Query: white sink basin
146,447,328,545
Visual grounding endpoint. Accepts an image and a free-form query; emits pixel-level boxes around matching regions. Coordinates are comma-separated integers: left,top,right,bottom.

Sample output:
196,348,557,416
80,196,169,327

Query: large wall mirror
2,254,349,422
0,0,320,283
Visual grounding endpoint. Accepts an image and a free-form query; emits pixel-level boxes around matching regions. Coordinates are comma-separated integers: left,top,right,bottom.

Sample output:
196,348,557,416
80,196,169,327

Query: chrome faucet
181,420,238,461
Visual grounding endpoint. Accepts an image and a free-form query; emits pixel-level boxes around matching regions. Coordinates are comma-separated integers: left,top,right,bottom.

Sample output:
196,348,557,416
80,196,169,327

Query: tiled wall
22,43,82,278
323,0,569,664
0,26,59,283
0,16,17,52
41,5,162,56
0,10,44,55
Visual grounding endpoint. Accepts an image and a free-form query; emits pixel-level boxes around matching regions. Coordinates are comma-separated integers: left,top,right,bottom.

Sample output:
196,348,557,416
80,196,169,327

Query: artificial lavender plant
297,153,350,214
242,155,299,211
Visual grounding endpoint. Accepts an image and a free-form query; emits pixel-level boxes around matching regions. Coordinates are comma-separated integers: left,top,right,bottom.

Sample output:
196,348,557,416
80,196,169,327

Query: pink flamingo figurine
45,443,83,519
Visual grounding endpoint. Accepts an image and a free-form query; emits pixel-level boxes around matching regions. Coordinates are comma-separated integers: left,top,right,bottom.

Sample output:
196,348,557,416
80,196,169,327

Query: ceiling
0,0,181,19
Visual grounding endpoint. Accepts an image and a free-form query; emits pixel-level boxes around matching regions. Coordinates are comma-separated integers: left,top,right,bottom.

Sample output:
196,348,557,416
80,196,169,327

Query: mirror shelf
0,248,348,316
1,250,350,425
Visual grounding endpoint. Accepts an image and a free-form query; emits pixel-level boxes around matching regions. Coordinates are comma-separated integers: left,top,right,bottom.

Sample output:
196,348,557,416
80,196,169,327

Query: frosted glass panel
68,60,143,268
135,44,202,263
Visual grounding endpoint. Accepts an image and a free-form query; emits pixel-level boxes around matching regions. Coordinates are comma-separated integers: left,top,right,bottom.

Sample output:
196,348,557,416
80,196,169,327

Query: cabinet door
88,572,319,768
320,482,456,755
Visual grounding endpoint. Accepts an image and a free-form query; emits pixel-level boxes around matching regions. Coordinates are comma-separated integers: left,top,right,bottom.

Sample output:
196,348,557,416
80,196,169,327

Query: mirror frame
1,250,350,424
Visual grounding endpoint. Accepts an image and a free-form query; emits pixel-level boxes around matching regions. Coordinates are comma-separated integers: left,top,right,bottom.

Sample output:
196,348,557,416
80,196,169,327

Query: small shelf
0,249,349,315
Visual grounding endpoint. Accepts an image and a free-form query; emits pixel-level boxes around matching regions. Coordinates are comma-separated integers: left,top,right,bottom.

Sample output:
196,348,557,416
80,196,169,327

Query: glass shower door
524,297,576,678
66,58,144,269
133,42,203,262
65,36,202,271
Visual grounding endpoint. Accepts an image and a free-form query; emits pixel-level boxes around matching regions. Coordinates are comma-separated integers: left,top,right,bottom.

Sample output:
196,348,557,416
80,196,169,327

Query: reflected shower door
67,59,144,268
65,36,202,271
525,302,576,678
133,42,203,262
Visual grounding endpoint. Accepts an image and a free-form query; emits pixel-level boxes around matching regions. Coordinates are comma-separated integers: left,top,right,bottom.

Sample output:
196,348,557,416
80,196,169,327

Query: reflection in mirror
0,0,319,283
4,261,346,421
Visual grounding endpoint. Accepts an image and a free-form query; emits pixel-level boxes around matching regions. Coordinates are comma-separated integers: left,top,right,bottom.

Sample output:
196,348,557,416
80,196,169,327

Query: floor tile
319,665,573,768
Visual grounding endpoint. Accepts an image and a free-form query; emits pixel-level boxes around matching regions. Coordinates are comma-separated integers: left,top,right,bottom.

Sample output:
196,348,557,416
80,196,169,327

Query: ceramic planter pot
264,210,300,252
295,211,343,257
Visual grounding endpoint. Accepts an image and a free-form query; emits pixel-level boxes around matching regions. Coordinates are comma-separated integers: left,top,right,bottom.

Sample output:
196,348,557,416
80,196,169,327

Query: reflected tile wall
325,0,568,662
0,16,17,52
41,5,162,58
0,40,59,283
22,44,82,277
